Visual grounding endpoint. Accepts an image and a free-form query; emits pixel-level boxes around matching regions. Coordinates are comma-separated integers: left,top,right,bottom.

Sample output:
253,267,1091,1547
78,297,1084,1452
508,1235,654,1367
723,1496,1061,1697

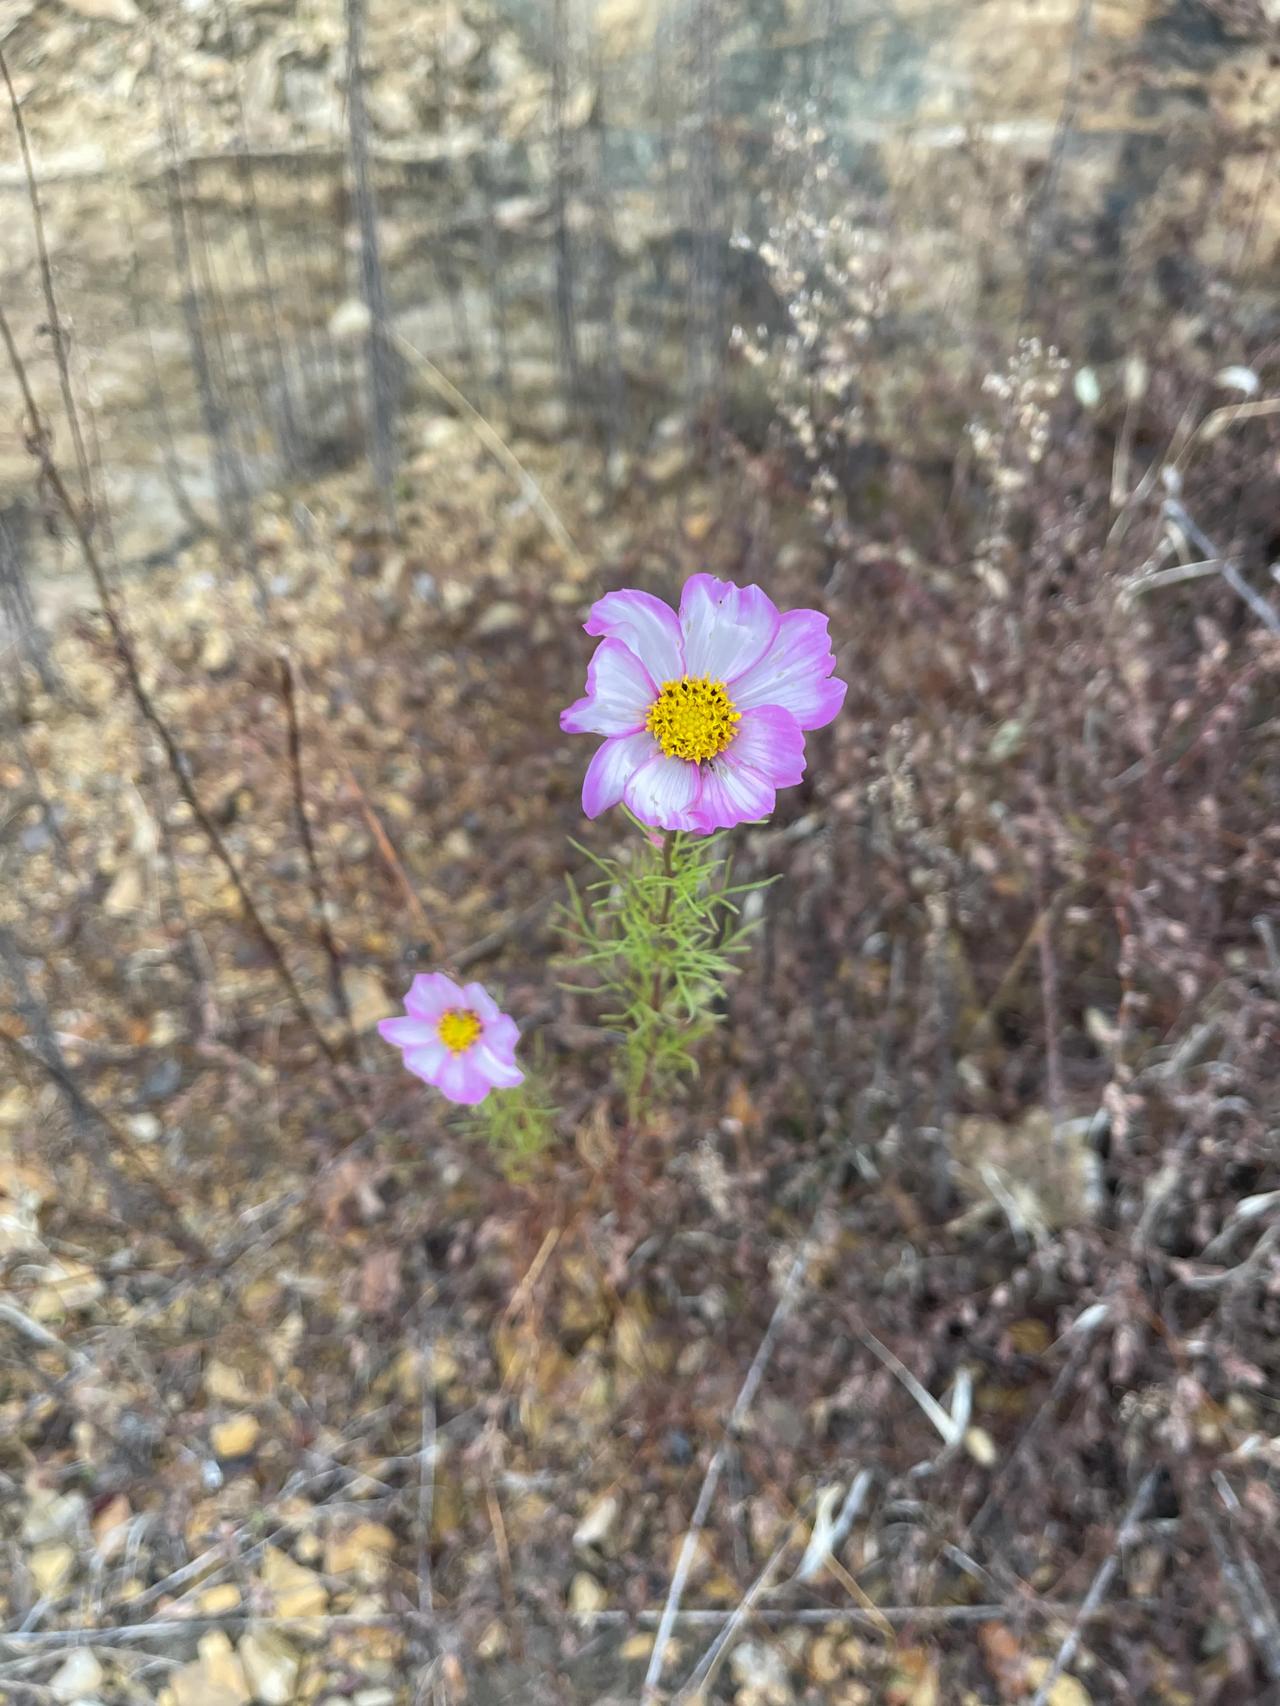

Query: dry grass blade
1028,1469,1159,1706
642,1227,820,1699
849,1318,958,1447
390,329,588,579
278,652,354,1041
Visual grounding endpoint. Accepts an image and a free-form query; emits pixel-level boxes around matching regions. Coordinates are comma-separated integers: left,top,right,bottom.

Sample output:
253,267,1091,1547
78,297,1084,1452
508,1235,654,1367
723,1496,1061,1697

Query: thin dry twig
0,1028,212,1264
278,654,354,1041
674,1500,815,1701
1028,1468,1160,1706
1207,1474,1280,1683
849,1318,958,1448
416,1334,437,1622
482,1468,523,1660
642,1224,822,1699
0,45,93,507
1163,499,1280,638
0,1597,1150,1669
390,329,588,579
0,303,346,1088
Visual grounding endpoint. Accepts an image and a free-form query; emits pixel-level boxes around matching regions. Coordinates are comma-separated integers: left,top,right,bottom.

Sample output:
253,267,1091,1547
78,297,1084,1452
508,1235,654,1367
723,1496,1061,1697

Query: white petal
622,753,703,831
405,973,462,1020
731,609,846,731
679,574,779,682
561,640,656,735
726,705,806,786
403,1037,449,1080
584,589,684,682
581,731,658,817
691,757,775,832
472,1043,524,1088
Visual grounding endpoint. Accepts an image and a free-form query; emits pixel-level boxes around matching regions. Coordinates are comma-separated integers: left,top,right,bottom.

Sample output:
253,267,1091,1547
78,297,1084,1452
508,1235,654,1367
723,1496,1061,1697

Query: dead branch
1028,1468,1160,1706
0,302,349,1091
278,654,353,1039
641,1221,822,1699
1206,1474,1280,1683
0,46,93,509
1163,499,1280,637
0,1028,212,1266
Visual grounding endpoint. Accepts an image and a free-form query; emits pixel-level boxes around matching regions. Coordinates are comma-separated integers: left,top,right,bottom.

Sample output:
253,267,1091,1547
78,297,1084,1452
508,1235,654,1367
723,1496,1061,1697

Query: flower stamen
645,676,741,764
438,1008,482,1054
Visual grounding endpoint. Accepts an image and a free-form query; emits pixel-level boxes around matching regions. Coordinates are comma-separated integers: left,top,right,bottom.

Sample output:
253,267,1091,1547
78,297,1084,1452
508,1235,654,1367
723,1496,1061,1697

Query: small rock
964,1426,997,1466
103,861,145,918
237,1629,299,1704
60,0,138,20
329,298,372,342
809,1636,843,1684
126,1113,161,1144
476,1618,507,1660
92,1494,131,1560
646,444,688,486
49,1649,104,1702
471,599,524,640
573,1492,620,1553
1023,1667,1092,1706
23,1490,88,1546
343,969,392,1034
419,416,460,451
138,1057,182,1104
262,1545,328,1618
210,1414,260,1458
204,1359,252,1404
197,1583,242,1614
200,629,234,676
171,1631,251,1706
30,1262,103,1319
438,579,475,616
28,1542,76,1596
568,1571,607,1623
729,1639,793,1705
323,1520,397,1582
438,13,479,69
366,86,416,136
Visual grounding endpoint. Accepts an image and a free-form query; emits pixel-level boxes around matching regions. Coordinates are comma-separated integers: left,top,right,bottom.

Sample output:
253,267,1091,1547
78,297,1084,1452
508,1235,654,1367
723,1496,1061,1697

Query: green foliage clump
558,813,772,1112
468,1072,559,1179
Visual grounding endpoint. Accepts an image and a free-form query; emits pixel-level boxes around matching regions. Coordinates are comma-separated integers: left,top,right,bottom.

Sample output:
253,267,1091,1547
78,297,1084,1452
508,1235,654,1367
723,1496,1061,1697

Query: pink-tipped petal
403,1038,449,1081
690,756,776,832
679,574,780,682
378,1014,437,1050
436,1051,494,1105
725,704,807,787
584,589,684,683
462,982,501,1023
405,972,461,1021
560,639,657,736
730,608,847,730
581,730,659,818
483,1014,521,1058
623,752,703,831
472,1043,524,1089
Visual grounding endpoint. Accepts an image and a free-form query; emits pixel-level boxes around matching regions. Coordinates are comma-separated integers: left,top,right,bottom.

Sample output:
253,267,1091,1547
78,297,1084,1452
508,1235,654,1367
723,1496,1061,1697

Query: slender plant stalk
278,654,354,1042
0,304,345,1086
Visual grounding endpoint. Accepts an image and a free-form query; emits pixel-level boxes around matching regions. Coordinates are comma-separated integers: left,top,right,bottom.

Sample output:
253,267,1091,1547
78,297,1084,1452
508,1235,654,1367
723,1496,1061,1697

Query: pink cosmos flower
378,973,523,1106
560,574,846,832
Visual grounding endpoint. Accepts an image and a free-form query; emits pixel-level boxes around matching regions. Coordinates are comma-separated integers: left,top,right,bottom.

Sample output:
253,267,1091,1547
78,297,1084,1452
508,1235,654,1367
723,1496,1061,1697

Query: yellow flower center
437,1008,482,1054
645,676,741,763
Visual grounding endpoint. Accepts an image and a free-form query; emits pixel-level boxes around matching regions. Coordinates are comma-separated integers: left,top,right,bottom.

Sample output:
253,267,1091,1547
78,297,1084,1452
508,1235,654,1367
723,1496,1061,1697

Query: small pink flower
378,973,523,1106
560,575,846,832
